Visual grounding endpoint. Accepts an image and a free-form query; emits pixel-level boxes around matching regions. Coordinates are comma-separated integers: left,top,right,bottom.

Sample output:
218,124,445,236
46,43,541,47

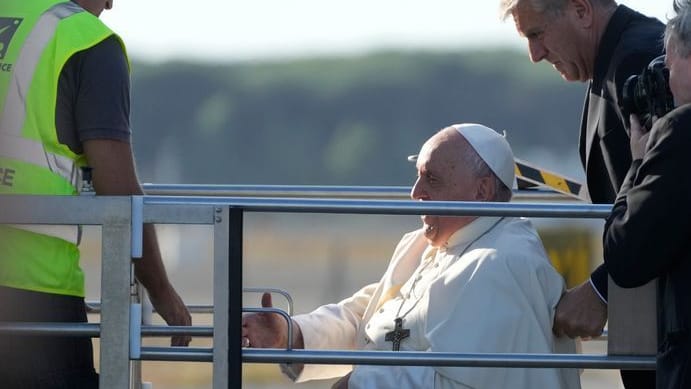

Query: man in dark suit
499,0,664,387
604,2,691,387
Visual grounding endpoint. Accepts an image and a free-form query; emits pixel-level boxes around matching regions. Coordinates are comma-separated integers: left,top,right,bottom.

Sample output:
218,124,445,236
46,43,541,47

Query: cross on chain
384,317,410,351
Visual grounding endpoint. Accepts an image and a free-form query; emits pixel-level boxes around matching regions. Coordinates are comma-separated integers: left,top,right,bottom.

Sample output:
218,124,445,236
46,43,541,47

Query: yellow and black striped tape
514,158,585,200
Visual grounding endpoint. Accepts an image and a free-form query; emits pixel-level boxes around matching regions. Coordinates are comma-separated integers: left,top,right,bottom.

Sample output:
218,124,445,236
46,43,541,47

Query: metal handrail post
228,208,243,388
212,207,230,388
100,196,135,388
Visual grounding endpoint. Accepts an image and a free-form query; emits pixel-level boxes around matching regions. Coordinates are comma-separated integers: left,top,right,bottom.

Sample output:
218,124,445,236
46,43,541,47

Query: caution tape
514,158,586,200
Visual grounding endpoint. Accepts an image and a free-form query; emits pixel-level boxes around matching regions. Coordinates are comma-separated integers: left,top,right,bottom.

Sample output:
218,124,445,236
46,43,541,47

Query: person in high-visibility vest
0,1,191,387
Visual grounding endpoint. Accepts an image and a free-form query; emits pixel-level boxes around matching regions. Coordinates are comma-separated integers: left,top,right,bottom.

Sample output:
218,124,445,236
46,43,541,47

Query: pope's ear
475,176,496,202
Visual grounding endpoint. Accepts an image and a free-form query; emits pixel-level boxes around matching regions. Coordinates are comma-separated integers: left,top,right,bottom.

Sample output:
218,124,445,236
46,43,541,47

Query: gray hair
666,0,691,57
461,145,513,202
499,0,614,21
499,0,567,20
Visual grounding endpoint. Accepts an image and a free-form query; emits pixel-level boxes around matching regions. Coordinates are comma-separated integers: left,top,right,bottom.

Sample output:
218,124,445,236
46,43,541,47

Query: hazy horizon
103,1,672,63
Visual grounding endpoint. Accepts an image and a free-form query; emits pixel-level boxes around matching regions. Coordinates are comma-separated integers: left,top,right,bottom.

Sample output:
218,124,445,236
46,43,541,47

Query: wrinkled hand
148,285,192,346
553,280,607,339
331,372,351,389
630,114,652,160
242,293,289,348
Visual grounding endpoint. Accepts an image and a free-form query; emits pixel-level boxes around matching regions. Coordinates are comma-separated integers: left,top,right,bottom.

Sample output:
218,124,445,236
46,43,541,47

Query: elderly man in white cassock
242,124,581,389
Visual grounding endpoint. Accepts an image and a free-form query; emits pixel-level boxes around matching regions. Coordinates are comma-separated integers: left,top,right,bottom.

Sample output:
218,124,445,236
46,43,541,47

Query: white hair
499,0,615,21
460,141,513,202
666,0,691,57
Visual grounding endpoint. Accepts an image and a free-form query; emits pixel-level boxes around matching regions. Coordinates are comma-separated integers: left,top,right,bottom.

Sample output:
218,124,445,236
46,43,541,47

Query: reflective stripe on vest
0,2,86,245
0,1,82,191
0,2,83,137
0,134,80,187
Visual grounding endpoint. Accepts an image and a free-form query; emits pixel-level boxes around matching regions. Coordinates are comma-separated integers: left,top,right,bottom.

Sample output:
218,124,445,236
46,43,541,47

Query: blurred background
84,1,672,387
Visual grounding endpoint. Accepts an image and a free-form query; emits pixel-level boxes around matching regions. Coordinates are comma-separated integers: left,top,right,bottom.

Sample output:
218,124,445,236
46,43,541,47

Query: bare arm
83,139,192,346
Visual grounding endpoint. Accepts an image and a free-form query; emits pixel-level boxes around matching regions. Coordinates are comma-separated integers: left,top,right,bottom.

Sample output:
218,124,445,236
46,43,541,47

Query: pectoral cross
385,317,410,351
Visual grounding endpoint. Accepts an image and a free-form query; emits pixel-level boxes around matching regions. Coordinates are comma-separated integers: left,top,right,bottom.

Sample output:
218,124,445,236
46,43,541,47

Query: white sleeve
287,282,378,382
284,230,429,383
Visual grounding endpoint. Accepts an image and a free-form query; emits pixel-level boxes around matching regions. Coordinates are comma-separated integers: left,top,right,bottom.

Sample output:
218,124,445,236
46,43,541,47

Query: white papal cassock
284,216,581,389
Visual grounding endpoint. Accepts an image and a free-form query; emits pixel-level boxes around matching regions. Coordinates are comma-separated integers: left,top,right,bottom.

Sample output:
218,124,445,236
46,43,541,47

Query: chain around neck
392,217,505,321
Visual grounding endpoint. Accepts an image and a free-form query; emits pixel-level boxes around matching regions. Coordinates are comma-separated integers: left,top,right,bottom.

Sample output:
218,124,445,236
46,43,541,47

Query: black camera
621,55,675,130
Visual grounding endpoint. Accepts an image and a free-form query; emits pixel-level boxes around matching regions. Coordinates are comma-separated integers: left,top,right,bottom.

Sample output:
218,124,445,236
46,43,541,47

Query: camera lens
622,74,648,117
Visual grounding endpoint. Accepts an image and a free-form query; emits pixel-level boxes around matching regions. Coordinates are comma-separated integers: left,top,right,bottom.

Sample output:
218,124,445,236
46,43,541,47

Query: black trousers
621,369,656,389
0,286,98,389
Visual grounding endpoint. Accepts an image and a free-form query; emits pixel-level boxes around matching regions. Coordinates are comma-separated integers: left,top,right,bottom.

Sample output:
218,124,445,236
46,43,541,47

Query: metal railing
142,184,578,202
0,186,655,388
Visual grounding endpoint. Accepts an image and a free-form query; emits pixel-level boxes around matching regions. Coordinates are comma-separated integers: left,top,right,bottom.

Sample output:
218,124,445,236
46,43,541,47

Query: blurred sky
101,1,673,63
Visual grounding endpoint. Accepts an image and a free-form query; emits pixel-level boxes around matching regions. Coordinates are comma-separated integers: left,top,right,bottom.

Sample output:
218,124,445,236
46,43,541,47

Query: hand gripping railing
84,288,296,364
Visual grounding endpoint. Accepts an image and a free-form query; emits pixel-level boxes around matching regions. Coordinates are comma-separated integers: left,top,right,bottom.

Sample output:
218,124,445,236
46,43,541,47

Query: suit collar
592,5,636,90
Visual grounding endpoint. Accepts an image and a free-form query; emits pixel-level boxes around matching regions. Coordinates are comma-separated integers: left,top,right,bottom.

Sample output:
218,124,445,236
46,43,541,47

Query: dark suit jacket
604,104,691,389
580,5,664,297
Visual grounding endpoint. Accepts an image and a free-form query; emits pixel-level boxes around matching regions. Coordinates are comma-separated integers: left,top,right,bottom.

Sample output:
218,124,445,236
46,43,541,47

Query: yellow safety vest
0,0,125,296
